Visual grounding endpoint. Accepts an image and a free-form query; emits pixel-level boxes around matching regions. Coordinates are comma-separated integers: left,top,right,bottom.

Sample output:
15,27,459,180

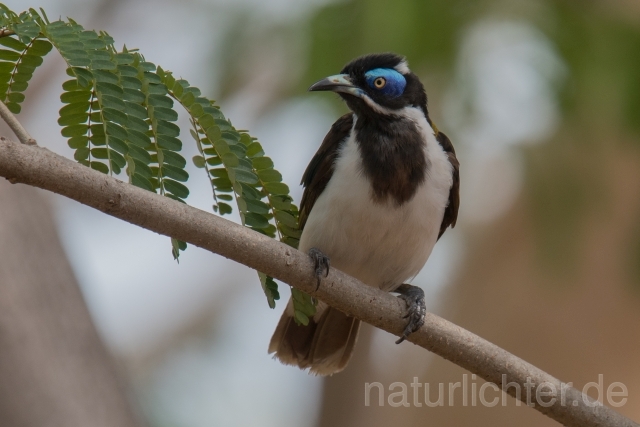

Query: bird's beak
308,74,362,97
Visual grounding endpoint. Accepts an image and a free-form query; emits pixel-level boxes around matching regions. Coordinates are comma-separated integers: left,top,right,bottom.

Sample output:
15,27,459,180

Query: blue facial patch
364,68,406,98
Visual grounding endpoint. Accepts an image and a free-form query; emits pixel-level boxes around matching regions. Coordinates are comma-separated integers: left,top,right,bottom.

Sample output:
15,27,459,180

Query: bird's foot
394,283,426,344
308,247,330,291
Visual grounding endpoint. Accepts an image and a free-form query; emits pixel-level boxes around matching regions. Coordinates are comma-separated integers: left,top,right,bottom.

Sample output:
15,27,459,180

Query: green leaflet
291,288,317,326
259,272,280,309
171,237,187,262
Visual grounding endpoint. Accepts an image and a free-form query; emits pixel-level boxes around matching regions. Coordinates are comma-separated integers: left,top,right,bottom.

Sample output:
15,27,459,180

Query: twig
0,100,36,145
0,138,637,427
0,29,15,37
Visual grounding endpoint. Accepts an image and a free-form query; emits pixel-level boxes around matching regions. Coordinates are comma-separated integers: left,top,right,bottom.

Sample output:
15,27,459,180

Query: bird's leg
308,247,330,291
394,283,426,344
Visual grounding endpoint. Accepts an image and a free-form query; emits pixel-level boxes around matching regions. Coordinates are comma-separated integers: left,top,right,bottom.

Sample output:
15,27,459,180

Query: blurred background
0,0,639,425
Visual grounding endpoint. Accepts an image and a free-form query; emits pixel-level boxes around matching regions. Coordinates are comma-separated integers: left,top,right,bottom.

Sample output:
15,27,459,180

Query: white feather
394,59,411,75
298,108,453,293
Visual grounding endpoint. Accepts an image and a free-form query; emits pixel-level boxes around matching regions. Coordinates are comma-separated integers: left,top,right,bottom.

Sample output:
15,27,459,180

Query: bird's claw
394,284,426,344
308,247,330,291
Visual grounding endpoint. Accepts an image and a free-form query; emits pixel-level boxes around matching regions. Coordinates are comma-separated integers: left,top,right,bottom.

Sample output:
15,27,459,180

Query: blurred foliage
214,0,480,110
540,1,640,132
526,1,640,279
304,0,477,85
523,131,593,276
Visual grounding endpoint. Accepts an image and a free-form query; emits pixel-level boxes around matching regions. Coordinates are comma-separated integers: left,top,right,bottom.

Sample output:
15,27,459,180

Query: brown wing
436,131,460,239
298,113,353,230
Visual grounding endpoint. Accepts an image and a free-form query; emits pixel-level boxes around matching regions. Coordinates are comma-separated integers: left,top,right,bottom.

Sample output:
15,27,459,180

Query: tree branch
0,137,636,427
0,101,36,146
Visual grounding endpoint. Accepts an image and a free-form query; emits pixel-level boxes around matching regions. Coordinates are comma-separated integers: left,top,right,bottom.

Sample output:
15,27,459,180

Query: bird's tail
268,299,360,376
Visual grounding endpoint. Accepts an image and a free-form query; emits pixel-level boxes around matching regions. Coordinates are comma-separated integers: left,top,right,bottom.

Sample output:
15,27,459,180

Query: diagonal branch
0,100,36,145
0,137,637,427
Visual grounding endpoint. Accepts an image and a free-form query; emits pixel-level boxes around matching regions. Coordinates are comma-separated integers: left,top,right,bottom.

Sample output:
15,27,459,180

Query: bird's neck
353,109,429,206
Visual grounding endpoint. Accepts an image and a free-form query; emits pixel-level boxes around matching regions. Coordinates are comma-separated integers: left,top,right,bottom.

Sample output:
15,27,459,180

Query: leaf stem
190,118,218,206
3,36,35,105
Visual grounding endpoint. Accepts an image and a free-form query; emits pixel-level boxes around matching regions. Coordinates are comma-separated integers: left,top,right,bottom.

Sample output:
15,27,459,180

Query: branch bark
0,137,637,427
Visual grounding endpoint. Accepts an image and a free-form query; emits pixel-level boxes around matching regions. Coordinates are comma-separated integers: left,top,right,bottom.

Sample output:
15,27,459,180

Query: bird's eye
373,77,386,89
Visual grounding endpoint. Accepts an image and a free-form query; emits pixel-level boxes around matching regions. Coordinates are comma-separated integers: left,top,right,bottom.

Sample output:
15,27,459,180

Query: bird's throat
354,114,428,206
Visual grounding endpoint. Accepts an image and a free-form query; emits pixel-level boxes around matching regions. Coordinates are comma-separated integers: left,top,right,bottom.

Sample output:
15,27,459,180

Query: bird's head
309,53,428,119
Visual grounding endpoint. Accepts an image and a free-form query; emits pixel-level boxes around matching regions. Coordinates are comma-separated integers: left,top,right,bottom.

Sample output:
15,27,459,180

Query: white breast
299,108,453,291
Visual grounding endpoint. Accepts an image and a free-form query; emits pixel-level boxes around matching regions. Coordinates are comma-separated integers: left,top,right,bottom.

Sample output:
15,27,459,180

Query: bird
268,53,460,376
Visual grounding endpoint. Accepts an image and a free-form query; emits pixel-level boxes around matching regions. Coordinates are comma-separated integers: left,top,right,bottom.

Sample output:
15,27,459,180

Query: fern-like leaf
0,5,311,310
42,19,190,257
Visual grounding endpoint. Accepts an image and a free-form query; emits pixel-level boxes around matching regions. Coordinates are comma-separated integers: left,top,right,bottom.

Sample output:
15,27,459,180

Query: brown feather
268,302,360,376
299,113,353,229
435,131,460,239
